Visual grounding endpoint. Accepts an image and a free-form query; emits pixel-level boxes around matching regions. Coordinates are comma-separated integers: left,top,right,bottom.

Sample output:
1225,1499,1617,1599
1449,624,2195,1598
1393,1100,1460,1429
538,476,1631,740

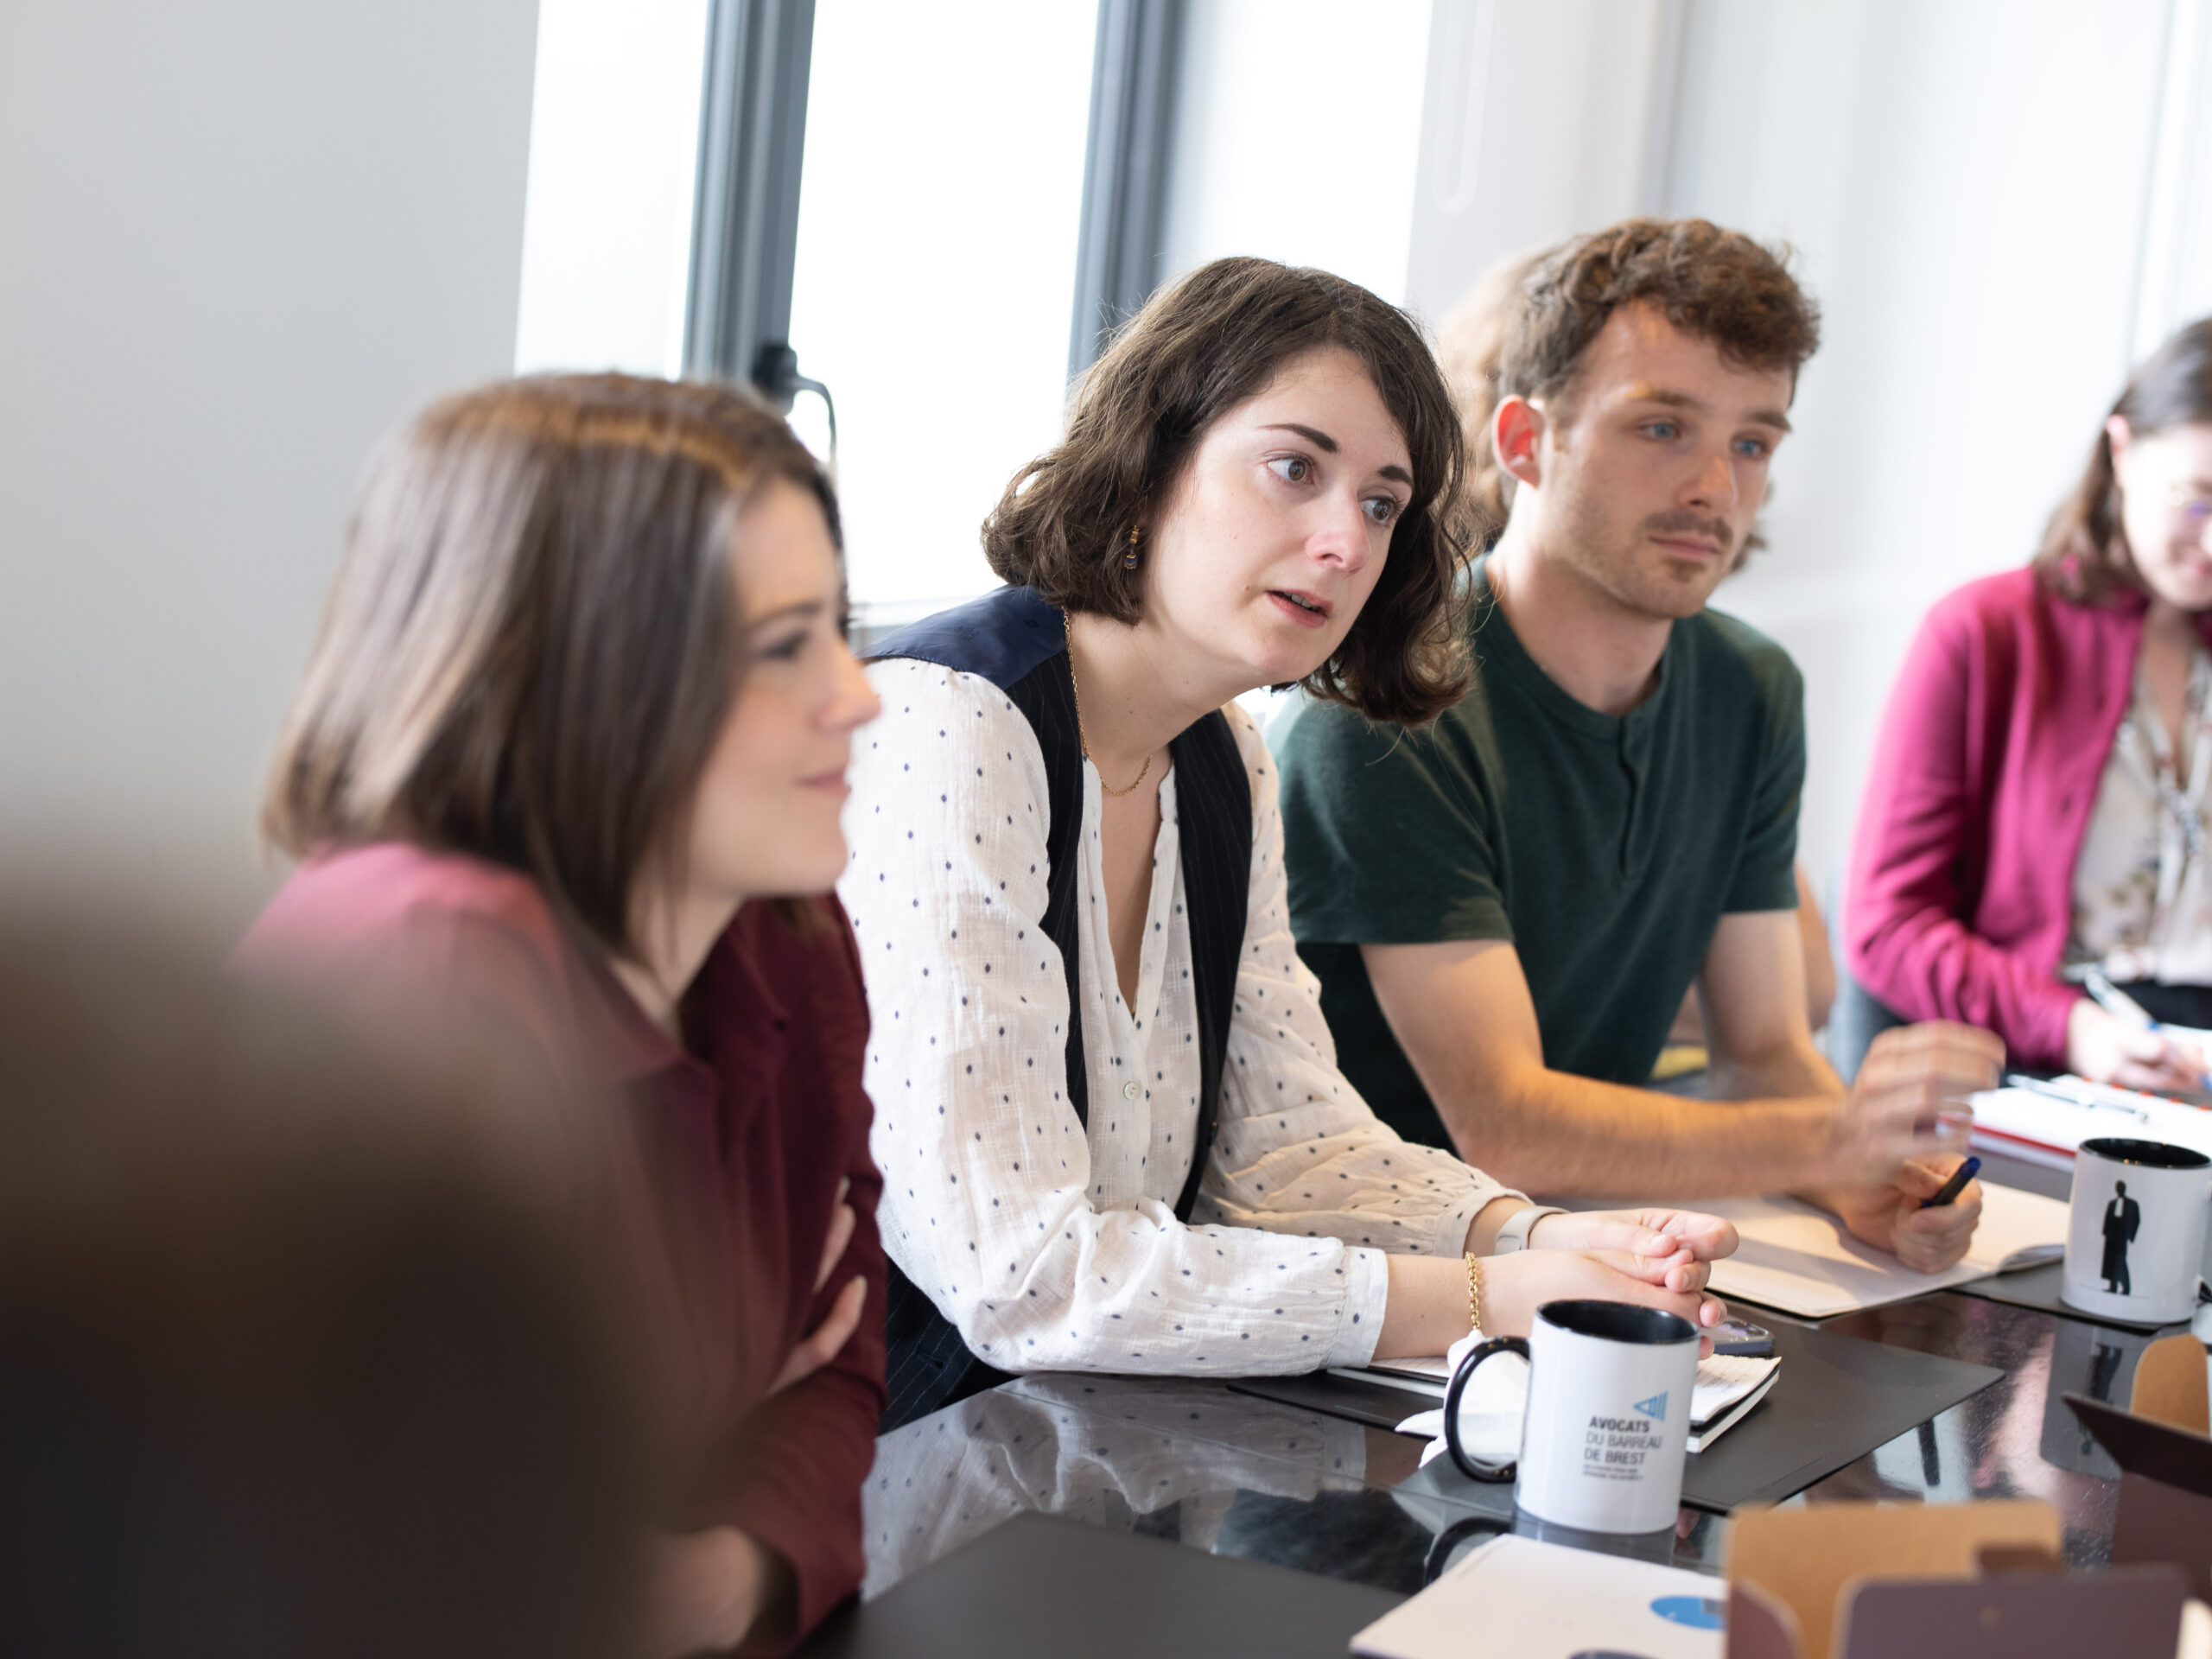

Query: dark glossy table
856,1157,2187,1607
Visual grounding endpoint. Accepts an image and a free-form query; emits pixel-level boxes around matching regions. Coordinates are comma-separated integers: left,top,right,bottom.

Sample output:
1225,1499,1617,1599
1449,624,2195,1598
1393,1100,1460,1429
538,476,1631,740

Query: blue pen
1920,1155,1980,1209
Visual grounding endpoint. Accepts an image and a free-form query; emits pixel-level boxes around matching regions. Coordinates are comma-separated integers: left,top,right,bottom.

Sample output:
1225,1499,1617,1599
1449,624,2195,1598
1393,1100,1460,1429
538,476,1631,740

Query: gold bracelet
1464,1252,1484,1337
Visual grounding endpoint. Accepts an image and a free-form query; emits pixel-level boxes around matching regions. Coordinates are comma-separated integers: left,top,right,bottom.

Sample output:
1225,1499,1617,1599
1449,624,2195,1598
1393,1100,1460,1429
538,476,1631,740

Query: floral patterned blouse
2067,646,2212,985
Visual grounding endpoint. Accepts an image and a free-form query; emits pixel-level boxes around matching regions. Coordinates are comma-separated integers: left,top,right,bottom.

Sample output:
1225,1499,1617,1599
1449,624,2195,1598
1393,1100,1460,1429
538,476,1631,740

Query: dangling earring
1122,524,1143,570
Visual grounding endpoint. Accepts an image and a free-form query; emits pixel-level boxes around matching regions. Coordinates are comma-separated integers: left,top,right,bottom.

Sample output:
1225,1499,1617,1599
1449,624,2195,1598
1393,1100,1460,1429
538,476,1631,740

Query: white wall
1162,0,1432,304
1402,0,1676,327
1400,0,2212,897
0,0,541,936
1661,0,2176,891
2133,0,2212,359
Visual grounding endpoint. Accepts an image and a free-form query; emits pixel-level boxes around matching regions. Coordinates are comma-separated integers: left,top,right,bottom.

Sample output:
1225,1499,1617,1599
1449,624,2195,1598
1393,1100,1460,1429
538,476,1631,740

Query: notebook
1684,1353,1781,1452
1684,1180,2070,1318
1352,1347,1780,1455
1351,1533,1723,1659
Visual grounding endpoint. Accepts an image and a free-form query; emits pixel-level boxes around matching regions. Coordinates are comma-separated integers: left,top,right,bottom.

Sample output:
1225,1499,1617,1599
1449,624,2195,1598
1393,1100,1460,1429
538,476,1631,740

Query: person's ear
1493,396,1546,490
2107,413,2134,466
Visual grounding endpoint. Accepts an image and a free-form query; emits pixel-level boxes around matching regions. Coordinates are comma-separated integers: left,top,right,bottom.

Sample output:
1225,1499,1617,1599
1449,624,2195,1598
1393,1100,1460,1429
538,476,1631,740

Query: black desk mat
1229,1317,2002,1514
1947,1260,2189,1333
799,1511,1404,1658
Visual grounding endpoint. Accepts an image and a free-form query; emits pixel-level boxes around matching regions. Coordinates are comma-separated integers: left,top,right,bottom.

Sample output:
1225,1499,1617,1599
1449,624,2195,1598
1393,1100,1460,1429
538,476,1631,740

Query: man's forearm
1441,1065,1837,1201
1703,1035,1841,1108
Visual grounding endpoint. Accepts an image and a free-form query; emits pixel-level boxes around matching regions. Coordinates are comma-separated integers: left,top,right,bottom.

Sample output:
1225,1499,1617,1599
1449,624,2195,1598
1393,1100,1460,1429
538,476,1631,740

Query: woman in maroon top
238,375,884,1656
1848,318,2212,1090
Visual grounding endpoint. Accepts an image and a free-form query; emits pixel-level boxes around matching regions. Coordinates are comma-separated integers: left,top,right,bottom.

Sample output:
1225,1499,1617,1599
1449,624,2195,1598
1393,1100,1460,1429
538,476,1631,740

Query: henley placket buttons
1122,1080,1141,1100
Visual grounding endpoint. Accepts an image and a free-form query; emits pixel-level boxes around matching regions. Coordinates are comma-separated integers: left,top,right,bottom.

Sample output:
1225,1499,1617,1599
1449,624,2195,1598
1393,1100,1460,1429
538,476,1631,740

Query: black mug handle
1442,1335,1531,1484
1421,1512,1515,1584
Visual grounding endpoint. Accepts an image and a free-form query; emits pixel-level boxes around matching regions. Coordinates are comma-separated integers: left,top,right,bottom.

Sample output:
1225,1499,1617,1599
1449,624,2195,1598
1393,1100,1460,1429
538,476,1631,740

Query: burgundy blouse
238,845,886,1654
1846,566,2212,1066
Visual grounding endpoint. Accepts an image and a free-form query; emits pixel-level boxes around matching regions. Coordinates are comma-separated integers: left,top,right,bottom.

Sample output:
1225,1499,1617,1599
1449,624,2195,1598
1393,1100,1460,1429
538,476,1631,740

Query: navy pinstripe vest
868,586,1252,1429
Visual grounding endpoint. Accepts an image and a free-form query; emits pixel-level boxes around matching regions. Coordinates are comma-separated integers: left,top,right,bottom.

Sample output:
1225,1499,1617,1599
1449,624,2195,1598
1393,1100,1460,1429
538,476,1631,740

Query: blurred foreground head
0,923,646,1659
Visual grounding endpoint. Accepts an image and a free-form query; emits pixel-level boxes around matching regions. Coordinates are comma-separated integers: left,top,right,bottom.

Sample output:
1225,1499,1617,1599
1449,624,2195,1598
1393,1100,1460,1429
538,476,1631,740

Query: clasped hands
1479,1206,1741,1349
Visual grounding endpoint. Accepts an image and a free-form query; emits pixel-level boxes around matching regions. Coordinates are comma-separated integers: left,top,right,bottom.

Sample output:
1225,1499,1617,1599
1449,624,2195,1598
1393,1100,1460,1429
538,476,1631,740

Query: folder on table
1351,1533,1725,1659
1724,1500,2187,1659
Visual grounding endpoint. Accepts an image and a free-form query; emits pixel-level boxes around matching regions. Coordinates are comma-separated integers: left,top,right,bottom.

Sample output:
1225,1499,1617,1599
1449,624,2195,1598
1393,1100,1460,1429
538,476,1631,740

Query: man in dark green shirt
1280,556,1804,1105
1274,219,2001,1272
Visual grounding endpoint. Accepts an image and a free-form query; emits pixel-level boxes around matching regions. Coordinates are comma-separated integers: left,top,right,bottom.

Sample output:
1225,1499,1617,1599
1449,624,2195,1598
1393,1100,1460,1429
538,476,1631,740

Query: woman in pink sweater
1848,319,2212,1091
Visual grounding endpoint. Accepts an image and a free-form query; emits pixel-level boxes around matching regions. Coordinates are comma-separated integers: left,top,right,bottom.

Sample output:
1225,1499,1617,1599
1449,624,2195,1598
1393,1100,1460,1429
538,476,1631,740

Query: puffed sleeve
840,661,1390,1376
1198,705,1520,1254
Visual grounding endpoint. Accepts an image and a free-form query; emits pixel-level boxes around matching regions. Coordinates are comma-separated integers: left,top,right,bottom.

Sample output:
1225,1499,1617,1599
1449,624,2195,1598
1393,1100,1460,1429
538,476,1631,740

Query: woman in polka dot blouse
843,260,1737,1428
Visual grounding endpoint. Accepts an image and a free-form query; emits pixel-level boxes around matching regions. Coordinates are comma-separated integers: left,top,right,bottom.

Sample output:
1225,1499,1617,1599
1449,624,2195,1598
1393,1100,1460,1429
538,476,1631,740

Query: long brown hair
263,374,836,963
983,257,1476,726
2036,317,2212,603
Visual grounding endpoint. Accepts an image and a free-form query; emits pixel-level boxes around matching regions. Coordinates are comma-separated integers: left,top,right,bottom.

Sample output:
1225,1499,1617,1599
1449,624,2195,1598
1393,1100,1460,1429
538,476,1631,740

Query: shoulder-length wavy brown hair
2036,316,2212,604
983,257,1475,726
263,373,837,963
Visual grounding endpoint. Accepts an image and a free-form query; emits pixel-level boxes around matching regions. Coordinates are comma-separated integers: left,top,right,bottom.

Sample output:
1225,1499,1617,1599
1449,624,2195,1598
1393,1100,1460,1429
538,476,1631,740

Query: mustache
1641,511,1737,554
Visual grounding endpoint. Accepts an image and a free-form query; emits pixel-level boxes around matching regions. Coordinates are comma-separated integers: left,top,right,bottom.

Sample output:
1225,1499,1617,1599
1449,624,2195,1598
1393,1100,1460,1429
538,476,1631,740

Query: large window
513,0,710,378
786,4,1098,620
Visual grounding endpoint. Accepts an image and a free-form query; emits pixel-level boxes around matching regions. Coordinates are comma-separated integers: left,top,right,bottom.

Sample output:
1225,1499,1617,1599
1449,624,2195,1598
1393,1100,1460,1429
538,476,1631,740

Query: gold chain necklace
1065,613,1153,798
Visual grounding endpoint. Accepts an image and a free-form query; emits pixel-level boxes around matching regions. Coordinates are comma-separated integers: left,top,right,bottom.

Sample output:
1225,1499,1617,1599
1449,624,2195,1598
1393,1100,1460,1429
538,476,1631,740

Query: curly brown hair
2035,316,2212,604
982,257,1475,726
1498,218,1821,416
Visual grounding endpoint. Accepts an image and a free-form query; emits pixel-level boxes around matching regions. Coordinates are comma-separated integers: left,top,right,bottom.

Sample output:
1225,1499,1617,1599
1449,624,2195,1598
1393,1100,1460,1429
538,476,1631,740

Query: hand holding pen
2064,969,2212,1100
1847,1154,1984,1274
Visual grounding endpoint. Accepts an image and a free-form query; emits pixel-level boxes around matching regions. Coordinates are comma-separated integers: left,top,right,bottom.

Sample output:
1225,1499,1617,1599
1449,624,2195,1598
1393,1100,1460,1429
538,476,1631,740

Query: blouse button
1122,1080,1141,1101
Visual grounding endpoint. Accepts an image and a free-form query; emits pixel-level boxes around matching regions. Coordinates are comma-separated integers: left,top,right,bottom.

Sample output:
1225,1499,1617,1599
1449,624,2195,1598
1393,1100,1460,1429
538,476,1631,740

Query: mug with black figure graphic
2062,1136,2212,1325
1443,1298,1698,1535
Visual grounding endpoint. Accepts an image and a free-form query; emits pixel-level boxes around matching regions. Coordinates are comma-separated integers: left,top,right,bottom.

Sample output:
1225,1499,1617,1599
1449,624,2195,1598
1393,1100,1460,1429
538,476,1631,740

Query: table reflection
864,1374,1436,1598
862,1289,2158,1599
1806,1294,2137,1560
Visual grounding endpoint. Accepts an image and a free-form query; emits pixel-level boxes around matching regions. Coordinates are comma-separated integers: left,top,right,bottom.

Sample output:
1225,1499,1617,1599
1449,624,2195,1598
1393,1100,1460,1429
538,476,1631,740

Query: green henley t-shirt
1270,561,1805,1152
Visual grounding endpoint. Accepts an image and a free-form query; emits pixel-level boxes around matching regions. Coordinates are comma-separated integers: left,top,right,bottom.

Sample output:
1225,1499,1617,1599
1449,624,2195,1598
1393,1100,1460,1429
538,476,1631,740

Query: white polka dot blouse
839,659,1518,1377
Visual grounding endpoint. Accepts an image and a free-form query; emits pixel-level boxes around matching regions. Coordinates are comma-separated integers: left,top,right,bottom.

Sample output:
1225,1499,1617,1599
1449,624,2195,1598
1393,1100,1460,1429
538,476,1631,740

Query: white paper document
1694,1179,2069,1318
1351,1533,1724,1659
1971,1080,2212,1167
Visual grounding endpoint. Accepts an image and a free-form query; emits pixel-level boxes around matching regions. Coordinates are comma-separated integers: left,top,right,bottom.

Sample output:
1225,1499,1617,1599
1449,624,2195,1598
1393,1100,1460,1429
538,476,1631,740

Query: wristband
1491,1204,1566,1254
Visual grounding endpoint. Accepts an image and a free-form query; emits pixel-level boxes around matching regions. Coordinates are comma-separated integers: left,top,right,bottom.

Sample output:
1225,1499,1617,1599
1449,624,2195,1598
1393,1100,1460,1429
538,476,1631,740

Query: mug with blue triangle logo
1444,1299,1700,1534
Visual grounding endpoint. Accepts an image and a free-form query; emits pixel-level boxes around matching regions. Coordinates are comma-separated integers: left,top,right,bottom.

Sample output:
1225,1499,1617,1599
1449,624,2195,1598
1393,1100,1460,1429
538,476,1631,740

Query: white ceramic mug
1443,1299,1699,1535
2061,1136,2212,1325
